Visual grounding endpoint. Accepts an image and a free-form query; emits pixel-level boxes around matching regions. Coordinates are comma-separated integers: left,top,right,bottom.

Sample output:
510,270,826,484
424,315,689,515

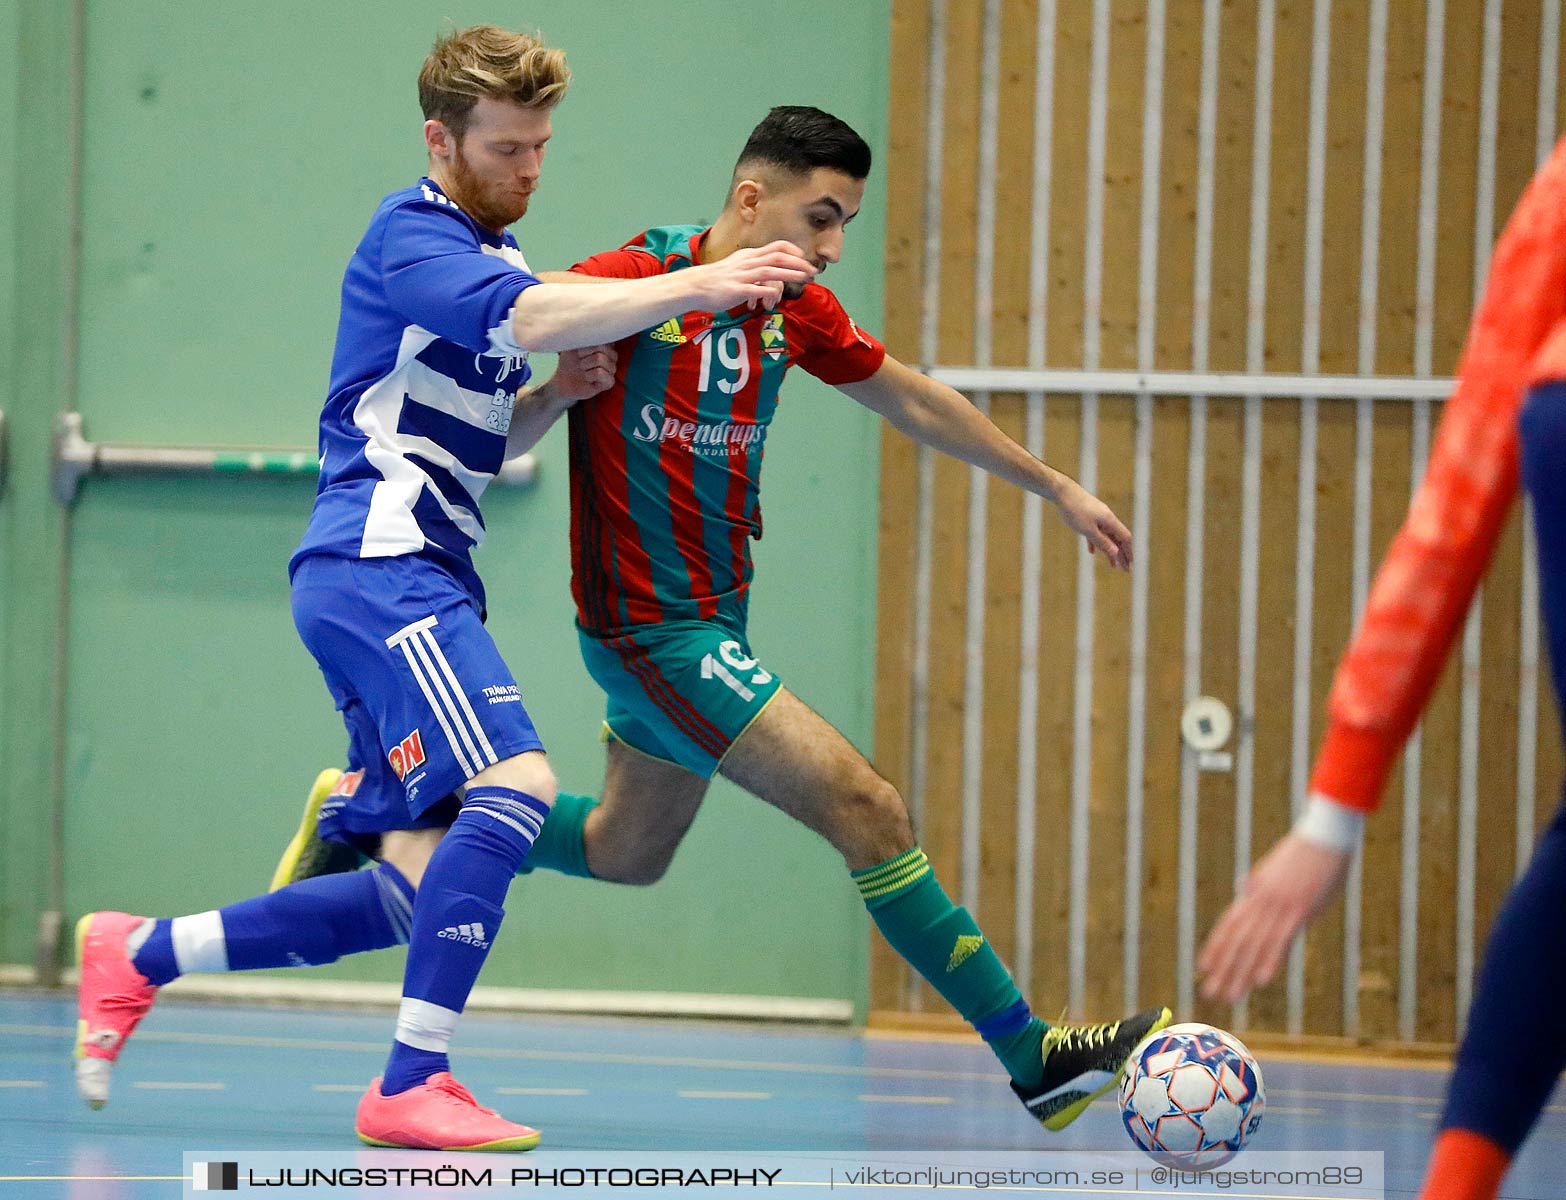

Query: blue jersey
290,177,543,607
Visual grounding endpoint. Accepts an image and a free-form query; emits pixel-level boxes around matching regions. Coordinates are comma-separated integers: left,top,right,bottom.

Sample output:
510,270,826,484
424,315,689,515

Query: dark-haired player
298,104,1170,1130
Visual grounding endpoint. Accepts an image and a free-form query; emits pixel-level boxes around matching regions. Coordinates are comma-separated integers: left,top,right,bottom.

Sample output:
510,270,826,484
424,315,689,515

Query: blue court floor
1,992,1562,1198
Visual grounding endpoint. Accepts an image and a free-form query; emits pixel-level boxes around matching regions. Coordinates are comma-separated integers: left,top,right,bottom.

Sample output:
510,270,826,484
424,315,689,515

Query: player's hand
1051,478,1133,569
548,345,617,403
1197,831,1352,1003
690,241,816,312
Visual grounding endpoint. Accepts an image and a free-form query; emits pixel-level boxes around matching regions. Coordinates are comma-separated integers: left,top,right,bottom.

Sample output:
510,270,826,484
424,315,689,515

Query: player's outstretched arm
504,345,617,459
837,355,1132,569
508,242,815,352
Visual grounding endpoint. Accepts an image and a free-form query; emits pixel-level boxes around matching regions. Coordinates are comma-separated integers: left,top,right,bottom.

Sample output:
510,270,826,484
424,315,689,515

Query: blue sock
130,864,414,987
1443,382,1566,1150
381,787,549,1096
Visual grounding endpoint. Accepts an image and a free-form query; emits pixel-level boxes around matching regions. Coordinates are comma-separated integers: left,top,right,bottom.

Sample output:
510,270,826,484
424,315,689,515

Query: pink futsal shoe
73,911,159,1110
355,1073,541,1151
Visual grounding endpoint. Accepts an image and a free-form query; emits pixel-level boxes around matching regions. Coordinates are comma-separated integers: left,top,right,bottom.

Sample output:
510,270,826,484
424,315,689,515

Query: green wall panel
0,0,18,964
46,1,888,1007
2,2,74,965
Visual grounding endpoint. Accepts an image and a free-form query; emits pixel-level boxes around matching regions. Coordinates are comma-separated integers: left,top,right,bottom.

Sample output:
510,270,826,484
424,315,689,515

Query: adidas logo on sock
437,923,490,949
946,934,985,972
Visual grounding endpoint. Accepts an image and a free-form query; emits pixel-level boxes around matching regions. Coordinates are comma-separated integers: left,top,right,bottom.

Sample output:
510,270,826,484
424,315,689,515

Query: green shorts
577,619,784,778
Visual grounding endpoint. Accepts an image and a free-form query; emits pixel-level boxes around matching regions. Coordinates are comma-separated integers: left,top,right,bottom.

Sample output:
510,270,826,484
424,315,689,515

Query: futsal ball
1118,1022,1264,1168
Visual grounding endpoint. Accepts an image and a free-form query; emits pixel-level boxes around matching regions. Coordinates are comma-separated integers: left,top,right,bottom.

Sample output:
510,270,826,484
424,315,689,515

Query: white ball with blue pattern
1119,1022,1265,1168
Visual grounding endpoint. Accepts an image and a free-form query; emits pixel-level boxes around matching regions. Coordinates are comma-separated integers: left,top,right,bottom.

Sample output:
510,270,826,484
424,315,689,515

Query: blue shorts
291,553,544,847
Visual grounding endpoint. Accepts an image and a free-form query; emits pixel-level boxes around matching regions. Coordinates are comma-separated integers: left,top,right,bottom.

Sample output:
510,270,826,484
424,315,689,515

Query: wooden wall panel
874,0,1562,1048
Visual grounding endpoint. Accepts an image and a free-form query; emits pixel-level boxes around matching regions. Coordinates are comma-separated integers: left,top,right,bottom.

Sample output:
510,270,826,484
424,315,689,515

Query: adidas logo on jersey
649,318,686,344
437,923,490,949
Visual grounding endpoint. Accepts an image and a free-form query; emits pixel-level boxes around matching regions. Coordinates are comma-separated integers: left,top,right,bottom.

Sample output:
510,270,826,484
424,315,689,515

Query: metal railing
49,411,538,506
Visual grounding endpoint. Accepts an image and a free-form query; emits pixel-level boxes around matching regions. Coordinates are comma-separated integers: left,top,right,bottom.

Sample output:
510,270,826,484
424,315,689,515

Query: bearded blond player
71,26,814,1151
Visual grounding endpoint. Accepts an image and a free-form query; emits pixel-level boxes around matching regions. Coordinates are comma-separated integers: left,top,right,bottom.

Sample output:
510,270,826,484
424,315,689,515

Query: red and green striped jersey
568,225,886,635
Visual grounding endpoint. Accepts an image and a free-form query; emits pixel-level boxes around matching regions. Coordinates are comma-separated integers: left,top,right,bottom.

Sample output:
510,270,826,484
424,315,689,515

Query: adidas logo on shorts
437,922,490,949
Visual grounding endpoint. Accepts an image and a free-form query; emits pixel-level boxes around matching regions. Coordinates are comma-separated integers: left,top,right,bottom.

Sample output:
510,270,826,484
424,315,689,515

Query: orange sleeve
1309,137,1566,811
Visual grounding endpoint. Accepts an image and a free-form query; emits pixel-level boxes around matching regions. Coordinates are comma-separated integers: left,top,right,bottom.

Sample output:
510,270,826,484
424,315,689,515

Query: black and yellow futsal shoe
268,769,364,891
1012,1005,1173,1131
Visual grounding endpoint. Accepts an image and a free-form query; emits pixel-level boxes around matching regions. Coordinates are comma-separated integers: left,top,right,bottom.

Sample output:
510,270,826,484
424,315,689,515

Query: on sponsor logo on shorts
388,730,426,781
328,769,365,798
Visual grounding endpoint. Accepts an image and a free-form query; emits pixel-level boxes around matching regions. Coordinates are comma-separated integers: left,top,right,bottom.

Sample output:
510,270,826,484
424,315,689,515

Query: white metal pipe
1454,0,1502,1030
1068,0,1111,1020
1027,0,1058,370
1399,404,1433,1042
1181,0,1222,1023
959,0,1004,917
1237,0,1300,1035
1292,0,1332,1034
1287,396,1319,1039
960,420,990,917
1015,0,1059,1003
1298,0,1335,1033
1540,0,1561,166
908,0,950,1011
1413,0,1446,383
926,365,1453,400
1125,0,1165,1016
1016,396,1045,1000
1343,0,1388,1043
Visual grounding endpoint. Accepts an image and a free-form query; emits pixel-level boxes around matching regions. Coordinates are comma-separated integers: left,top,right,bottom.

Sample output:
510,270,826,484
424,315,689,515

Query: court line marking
497,1087,589,1096
131,1081,226,1090
0,1080,43,1087
678,1089,771,1099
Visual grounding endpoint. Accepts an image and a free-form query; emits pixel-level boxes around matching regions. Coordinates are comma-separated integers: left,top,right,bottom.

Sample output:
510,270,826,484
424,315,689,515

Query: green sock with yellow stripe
854,847,1047,1088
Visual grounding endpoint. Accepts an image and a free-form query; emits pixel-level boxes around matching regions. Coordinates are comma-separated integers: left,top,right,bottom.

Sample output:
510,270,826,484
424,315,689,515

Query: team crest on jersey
649,318,686,345
388,730,426,781
760,313,786,359
328,770,365,799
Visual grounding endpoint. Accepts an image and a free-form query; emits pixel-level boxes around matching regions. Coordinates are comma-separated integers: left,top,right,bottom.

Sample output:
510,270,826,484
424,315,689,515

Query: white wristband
1293,793,1365,852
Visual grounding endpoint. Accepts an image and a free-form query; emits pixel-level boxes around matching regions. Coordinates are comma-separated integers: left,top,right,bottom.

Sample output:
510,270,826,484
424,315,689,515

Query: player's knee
833,772,913,859
468,751,558,809
599,851,675,887
378,828,442,889
587,830,679,886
